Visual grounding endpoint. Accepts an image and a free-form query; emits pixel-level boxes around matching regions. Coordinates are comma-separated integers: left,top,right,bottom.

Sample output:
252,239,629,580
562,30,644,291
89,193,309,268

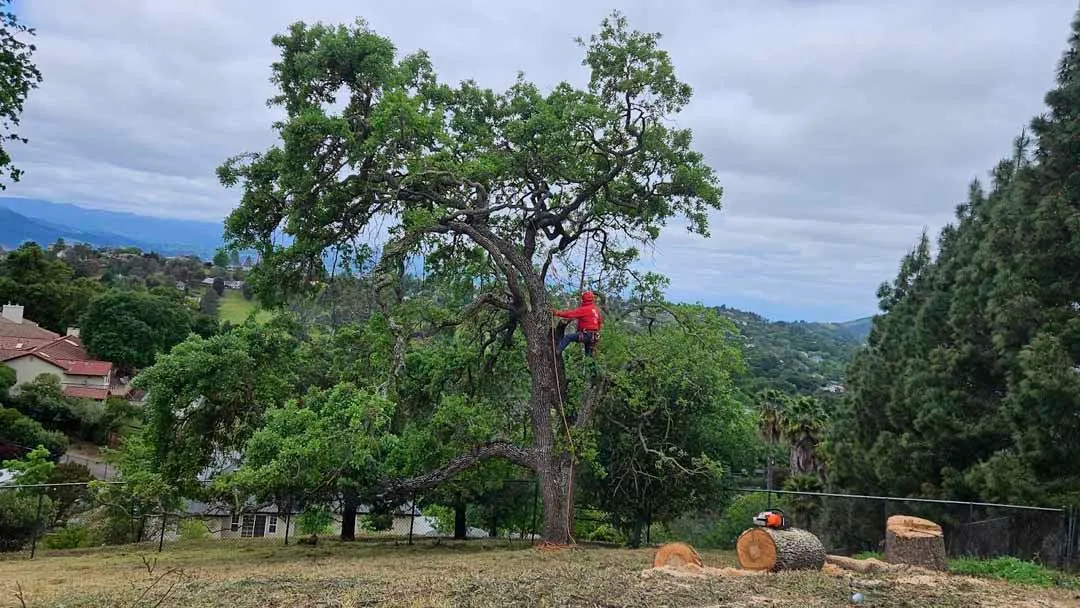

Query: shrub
0,490,53,552
709,493,772,549
179,518,210,541
360,511,393,532
948,556,1077,588
43,523,98,550
584,523,624,544
297,508,332,536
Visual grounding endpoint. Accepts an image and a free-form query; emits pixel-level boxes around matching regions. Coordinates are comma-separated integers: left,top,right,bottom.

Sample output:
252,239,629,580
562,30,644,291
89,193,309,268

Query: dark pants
558,331,598,356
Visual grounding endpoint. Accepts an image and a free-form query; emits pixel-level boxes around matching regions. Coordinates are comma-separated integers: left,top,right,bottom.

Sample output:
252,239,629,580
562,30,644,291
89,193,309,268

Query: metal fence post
131,496,138,544
158,512,167,552
408,492,416,546
29,491,44,559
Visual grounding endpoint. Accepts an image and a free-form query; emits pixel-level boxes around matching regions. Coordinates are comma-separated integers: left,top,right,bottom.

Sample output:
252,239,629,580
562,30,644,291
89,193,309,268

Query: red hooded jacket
554,291,603,332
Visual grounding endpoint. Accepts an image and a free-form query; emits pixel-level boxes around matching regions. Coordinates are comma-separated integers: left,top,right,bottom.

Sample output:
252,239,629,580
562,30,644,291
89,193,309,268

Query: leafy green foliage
580,305,755,545
79,289,196,373
709,493,771,549
297,507,333,535
948,556,1077,588
0,406,68,460
715,306,861,396
133,319,302,493
43,523,96,550
224,382,397,518
827,9,1080,557
0,489,45,552
0,0,42,188
0,243,104,332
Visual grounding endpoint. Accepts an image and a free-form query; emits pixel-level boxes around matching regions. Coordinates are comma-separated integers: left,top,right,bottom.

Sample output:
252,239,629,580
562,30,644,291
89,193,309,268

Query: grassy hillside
2,540,1072,607
715,306,865,396
217,289,272,325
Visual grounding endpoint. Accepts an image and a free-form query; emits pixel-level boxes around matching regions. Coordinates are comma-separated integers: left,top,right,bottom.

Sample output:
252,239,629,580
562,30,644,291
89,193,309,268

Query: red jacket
555,291,603,332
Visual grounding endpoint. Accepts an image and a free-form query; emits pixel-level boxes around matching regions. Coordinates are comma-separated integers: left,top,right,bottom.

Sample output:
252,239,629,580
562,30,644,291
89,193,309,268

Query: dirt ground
1,539,1078,607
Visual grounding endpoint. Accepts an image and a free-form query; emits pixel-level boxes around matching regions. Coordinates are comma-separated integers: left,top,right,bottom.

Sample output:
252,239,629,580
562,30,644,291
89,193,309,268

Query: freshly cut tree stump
653,542,703,569
736,527,825,572
883,515,946,571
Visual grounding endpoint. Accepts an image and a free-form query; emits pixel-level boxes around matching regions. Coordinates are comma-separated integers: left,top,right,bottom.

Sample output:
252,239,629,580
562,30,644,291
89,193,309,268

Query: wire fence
1,479,1075,569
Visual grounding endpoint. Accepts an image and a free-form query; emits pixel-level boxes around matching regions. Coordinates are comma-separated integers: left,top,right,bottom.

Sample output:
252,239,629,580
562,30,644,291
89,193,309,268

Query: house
176,499,484,541
0,303,117,402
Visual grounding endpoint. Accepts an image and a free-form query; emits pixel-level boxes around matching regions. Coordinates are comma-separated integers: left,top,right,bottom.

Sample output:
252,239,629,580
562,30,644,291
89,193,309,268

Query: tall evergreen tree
830,8,1080,527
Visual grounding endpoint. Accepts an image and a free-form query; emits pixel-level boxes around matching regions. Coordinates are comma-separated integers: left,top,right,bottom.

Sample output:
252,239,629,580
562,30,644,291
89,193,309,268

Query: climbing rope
550,315,577,547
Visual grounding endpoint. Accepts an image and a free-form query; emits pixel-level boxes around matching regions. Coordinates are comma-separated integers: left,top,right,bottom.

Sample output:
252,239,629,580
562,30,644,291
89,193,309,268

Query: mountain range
0,197,225,259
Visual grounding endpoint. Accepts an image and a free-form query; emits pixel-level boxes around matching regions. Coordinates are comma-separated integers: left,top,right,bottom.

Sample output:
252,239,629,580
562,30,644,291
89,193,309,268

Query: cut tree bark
653,542,704,568
736,527,826,572
883,515,947,571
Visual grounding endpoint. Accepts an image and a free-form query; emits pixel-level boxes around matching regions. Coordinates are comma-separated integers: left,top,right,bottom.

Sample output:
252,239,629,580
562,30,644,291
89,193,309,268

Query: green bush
584,523,624,544
360,510,393,532
43,523,99,550
297,508,332,536
421,504,456,535
0,407,69,459
709,493,772,549
0,490,53,552
179,518,209,541
948,556,1076,588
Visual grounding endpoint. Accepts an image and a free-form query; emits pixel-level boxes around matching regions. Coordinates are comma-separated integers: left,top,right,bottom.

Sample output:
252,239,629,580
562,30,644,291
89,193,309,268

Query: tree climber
553,291,603,357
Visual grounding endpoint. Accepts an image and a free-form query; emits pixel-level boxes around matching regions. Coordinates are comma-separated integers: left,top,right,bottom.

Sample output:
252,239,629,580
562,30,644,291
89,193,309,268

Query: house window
230,513,240,532
268,515,277,534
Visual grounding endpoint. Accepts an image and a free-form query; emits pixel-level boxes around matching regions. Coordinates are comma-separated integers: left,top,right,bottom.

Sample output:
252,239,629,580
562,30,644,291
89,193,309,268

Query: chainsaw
752,508,789,529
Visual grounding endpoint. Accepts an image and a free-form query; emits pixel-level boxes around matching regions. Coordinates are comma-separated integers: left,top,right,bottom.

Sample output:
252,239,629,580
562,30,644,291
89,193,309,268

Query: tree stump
883,515,946,571
653,542,704,568
736,527,825,572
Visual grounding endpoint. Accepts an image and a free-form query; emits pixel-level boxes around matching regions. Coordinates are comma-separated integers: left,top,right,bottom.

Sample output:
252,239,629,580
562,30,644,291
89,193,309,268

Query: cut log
736,527,825,572
883,515,946,571
653,542,703,569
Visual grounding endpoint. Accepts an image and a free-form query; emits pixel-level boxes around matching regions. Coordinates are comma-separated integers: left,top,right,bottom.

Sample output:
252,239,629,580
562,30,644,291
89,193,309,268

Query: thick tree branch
574,372,611,429
376,440,536,501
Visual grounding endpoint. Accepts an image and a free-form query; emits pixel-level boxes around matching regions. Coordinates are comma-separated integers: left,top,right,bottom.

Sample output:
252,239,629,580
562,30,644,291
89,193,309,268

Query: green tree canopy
217,11,723,544
79,289,195,373
0,0,42,187
828,10,1080,556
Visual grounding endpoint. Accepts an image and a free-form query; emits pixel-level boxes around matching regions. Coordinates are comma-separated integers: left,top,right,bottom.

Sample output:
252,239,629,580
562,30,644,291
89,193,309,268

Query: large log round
883,515,946,571
653,542,704,569
736,527,826,572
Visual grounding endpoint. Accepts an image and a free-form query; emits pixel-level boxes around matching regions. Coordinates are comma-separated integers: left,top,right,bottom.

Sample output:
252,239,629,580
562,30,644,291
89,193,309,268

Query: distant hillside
835,316,873,342
0,197,225,258
0,207,163,253
714,305,865,396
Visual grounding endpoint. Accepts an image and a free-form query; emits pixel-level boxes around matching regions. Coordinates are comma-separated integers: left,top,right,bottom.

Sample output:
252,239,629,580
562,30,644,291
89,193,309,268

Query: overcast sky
8,1,1079,321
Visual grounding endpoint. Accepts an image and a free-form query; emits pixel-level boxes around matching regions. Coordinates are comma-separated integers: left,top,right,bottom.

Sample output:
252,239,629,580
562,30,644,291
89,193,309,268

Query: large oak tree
218,13,722,543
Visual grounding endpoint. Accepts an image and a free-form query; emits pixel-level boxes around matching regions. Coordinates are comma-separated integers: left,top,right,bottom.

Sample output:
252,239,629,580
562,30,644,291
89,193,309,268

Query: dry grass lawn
1,539,1078,607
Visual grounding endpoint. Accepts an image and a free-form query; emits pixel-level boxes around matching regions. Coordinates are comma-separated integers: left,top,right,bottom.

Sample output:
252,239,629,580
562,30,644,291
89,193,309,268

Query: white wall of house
3,358,109,394
64,373,110,388
5,357,65,392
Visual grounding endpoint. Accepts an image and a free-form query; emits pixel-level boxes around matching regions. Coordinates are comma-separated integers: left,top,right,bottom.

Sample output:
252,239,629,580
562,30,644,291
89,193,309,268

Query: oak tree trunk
453,496,467,540
524,311,576,545
340,491,357,541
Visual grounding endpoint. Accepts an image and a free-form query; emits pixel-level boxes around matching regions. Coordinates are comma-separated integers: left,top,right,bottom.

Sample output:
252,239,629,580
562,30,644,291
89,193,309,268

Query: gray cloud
8,0,1078,320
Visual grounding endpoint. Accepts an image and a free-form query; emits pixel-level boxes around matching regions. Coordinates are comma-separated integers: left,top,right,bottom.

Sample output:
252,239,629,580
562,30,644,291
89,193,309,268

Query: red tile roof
0,317,60,340
62,386,110,400
34,336,89,361
56,359,112,377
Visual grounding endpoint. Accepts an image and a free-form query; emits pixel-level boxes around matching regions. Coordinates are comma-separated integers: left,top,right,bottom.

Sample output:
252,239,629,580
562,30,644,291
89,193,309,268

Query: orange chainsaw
752,508,789,529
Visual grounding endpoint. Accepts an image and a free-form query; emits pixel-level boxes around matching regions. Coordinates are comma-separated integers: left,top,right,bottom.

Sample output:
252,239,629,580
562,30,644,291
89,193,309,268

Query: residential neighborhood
0,303,131,402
